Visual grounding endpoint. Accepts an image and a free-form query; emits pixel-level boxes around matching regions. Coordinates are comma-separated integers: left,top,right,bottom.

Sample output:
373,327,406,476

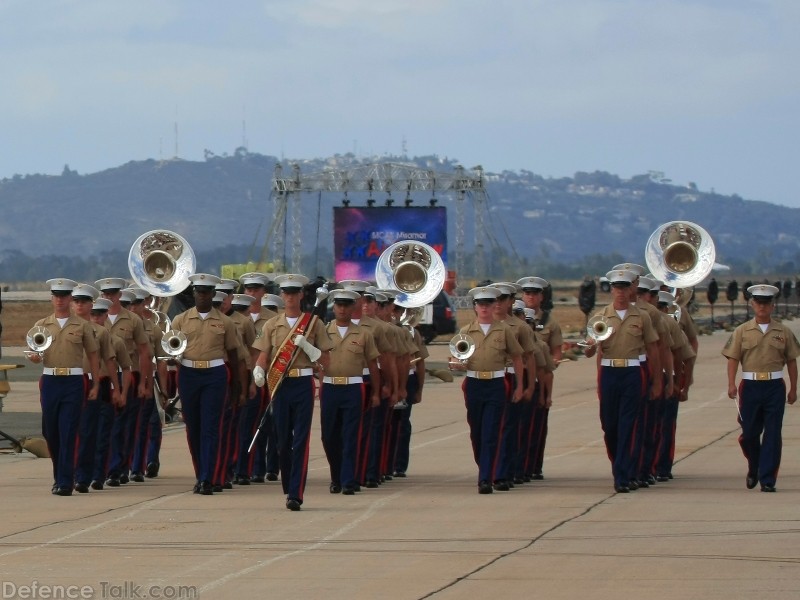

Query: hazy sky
1,0,797,206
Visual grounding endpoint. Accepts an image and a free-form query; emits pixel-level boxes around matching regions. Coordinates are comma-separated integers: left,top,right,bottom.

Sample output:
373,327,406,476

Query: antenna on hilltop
402,135,407,157
242,104,248,151
173,106,179,159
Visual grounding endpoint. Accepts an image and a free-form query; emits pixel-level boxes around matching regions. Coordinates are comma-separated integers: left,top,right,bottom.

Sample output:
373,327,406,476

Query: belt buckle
755,372,770,381
54,367,70,376
333,376,348,385
612,359,627,368
477,371,492,380
288,368,299,377
194,360,210,369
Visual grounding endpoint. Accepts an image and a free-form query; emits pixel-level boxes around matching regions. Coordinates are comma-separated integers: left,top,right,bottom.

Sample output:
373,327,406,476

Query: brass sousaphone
128,230,196,298
645,221,715,288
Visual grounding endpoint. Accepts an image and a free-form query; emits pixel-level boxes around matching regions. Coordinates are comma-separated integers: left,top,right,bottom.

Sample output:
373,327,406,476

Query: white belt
409,369,416,375
466,370,505,380
600,358,641,368
286,368,314,377
742,371,783,381
362,367,371,376
43,367,84,376
639,354,646,362
505,367,516,374
323,376,363,385
180,358,225,369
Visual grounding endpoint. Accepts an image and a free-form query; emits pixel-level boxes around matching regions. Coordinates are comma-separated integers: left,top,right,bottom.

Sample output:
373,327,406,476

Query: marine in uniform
240,272,280,483
89,298,132,489
321,289,381,495
253,274,333,510
517,276,562,480
584,270,660,493
95,278,151,486
71,285,118,493
653,290,696,481
170,273,242,495
27,279,100,495
451,286,524,494
722,284,799,492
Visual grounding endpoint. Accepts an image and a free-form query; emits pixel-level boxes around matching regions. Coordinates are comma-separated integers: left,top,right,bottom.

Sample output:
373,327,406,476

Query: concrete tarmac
0,328,799,599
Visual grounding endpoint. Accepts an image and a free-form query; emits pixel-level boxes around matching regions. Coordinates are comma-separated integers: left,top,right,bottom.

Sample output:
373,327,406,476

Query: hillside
1,151,798,278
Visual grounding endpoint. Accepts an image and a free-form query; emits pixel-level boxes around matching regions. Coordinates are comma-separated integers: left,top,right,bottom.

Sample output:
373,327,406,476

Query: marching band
23,222,800,506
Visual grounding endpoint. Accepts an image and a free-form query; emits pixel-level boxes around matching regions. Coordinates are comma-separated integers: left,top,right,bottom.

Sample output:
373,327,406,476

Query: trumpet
25,325,53,359
448,333,476,370
160,330,187,359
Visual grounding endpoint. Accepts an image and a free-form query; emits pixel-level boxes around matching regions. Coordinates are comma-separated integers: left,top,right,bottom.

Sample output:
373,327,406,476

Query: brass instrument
449,333,476,363
160,330,187,358
25,326,53,359
128,230,196,297
375,241,445,308
587,315,614,342
644,221,715,287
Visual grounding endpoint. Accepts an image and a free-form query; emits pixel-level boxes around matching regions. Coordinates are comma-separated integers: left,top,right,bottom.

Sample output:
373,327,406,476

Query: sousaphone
644,221,715,288
128,230,196,297
375,241,445,308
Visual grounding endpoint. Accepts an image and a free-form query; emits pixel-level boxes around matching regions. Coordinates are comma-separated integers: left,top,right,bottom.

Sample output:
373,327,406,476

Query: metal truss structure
269,162,488,282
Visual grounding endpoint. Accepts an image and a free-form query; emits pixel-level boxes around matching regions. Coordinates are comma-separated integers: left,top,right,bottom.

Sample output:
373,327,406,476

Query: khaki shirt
679,309,698,341
410,328,430,361
594,304,658,360
230,311,258,368
355,316,394,355
171,307,240,361
111,334,133,372
722,319,800,372
325,322,380,377
105,308,149,371
503,315,536,370
251,307,278,341
83,322,115,375
661,313,686,353
256,314,333,370
677,329,696,362
35,314,98,369
636,301,673,348
537,314,564,355
460,319,524,372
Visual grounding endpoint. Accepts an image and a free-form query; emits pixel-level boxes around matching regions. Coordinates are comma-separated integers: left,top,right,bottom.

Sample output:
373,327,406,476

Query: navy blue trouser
178,364,227,484
108,372,141,479
272,376,315,503
321,383,363,489
131,395,157,475
463,376,507,485
235,389,261,478
366,394,389,482
145,402,163,471
76,377,111,485
738,379,786,487
598,366,643,487
40,374,85,489
496,373,520,483
654,394,679,477
390,372,419,475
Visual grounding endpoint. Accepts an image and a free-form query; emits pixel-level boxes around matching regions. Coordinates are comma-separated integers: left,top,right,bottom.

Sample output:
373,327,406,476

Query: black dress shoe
352,483,361,492
342,486,356,495
199,481,214,495
266,472,278,482
119,473,130,484
365,479,379,488
329,483,342,494
761,484,777,493
383,474,393,481
493,480,510,491
54,487,73,496
235,476,251,485
74,483,90,494
746,476,758,489
646,475,657,486
532,473,544,481
130,472,145,483
212,484,223,493
393,471,407,478
637,479,649,488
91,480,104,491
628,481,639,491
192,482,200,494
614,485,630,493
223,481,233,489
106,477,121,487
522,475,532,483
145,462,159,478
250,475,266,483
286,498,301,511
51,483,58,495
656,475,670,482
478,481,493,494
513,477,525,485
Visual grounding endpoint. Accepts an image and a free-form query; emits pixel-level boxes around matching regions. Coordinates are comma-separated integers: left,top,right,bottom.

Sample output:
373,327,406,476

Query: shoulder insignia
724,335,732,349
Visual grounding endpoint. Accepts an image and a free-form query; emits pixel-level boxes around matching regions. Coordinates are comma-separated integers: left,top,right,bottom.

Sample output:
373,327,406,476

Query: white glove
253,365,266,388
294,334,322,363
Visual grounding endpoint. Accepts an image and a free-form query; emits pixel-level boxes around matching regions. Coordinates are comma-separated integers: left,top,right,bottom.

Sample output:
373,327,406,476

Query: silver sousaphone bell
128,230,196,297
645,221,715,288
375,241,446,308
